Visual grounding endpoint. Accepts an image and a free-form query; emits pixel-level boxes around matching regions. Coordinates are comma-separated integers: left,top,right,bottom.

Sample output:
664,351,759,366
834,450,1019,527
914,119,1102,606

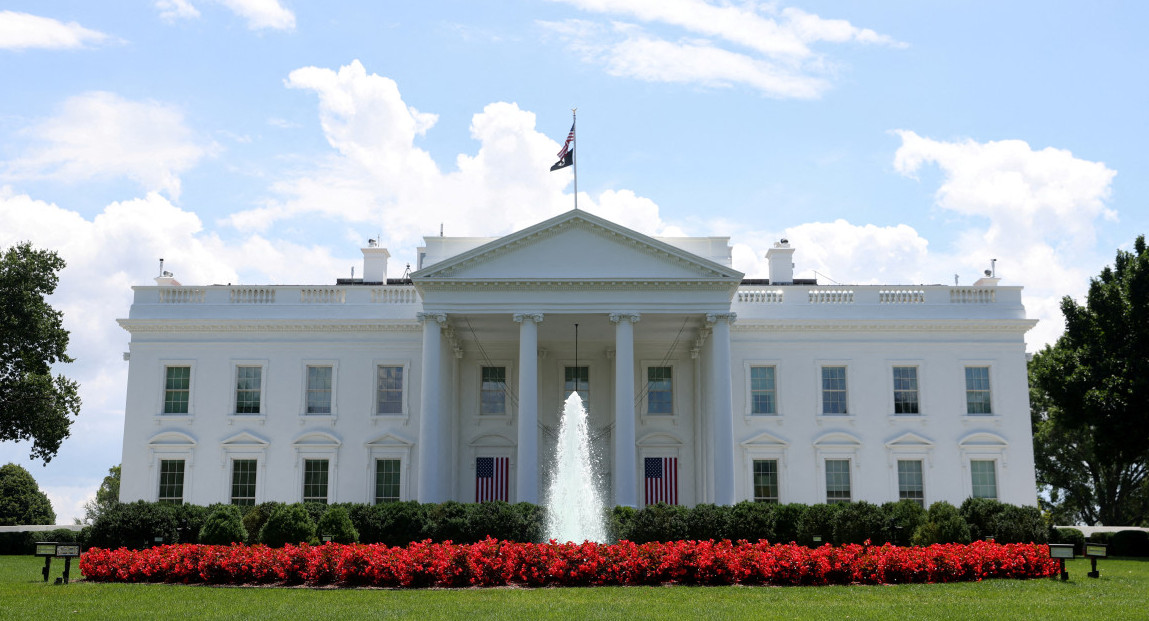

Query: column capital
416,311,447,325
512,312,544,324
706,312,737,326
609,312,641,324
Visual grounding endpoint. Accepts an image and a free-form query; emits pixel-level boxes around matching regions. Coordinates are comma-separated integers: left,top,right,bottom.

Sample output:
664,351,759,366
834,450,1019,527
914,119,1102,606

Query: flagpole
572,108,578,211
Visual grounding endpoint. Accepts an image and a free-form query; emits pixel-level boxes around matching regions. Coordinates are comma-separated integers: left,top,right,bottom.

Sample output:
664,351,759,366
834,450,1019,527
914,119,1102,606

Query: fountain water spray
545,392,607,542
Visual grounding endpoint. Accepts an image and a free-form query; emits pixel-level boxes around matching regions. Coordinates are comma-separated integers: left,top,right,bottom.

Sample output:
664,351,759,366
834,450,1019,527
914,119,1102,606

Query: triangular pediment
148,431,196,446
412,210,743,283
813,432,862,447
221,431,269,447
885,432,934,448
366,433,413,447
741,432,790,448
637,432,684,447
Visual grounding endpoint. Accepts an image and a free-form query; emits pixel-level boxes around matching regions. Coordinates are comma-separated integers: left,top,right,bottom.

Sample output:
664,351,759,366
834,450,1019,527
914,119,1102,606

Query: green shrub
727,501,774,542
833,501,885,545
514,502,546,543
797,503,841,546
1109,530,1149,557
959,497,1007,541
423,501,470,542
911,501,971,546
882,500,926,546
608,505,636,542
990,505,1049,543
170,503,211,544
463,501,524,542
199,505,248,545
772,504,806,545
317,506,358,544
1052,528,1085,556
259,504,317,547
242,502,280,545
351,501,426,546
628,503,689,543
687,503,733,541
86,500,180,549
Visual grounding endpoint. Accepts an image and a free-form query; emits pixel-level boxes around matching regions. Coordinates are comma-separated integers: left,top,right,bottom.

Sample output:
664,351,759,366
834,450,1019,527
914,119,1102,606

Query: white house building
117,210,1039,510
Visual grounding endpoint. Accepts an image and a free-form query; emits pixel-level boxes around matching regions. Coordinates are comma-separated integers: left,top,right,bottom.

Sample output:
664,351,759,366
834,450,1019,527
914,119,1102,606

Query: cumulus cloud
540,1,903,97
155,0,295,31
0,10,109,50
1,92,216,200
893,130,1118,348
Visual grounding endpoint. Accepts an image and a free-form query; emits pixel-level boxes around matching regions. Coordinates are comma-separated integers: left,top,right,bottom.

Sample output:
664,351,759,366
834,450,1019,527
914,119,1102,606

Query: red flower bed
79,539,1059,588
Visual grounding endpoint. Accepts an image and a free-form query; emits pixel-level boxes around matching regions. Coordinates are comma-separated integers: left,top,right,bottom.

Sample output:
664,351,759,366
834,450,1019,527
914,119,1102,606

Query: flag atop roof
550,121,575,171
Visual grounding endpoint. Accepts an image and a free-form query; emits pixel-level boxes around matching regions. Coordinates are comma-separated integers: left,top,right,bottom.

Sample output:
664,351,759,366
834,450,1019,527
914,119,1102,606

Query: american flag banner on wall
644,457,678,505
475,456,509,502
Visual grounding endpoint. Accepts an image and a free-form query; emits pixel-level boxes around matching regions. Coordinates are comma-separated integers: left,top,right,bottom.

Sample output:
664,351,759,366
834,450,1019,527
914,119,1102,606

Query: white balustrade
737,290,784,303
879,289,925,304
950,288,996,304
371,287,419,304
229,287,276,304
158,288,205,304
808,289,854,304
300,288,345,304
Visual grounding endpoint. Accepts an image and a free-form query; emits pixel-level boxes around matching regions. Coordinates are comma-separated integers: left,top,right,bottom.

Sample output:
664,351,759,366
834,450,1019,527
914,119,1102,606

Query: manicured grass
1,554,1146,620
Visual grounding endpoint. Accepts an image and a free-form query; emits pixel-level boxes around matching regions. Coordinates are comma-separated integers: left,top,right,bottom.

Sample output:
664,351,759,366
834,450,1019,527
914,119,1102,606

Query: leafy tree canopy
83,464,121,524
0,242,81,462
1030,235,1149,525
0,462,56,525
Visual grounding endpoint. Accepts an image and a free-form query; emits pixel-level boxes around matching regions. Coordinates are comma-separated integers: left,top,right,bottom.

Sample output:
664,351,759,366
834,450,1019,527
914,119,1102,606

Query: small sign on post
33,542,82,584
1049,543,1074,581
1084,542,1107,578
35,542,57,582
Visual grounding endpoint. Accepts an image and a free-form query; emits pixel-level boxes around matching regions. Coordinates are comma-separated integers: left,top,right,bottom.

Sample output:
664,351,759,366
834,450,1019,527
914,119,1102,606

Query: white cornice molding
117,319,422,334
731,318,1038,333
416,278,740,293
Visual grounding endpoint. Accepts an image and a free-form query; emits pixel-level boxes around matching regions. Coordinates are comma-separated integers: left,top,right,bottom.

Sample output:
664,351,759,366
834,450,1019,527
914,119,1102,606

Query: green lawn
1,555,1146,620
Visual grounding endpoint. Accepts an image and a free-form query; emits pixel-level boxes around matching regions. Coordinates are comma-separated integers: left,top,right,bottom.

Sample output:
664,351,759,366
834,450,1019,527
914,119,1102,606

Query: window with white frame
163,366,191,414
646,366,673,415
970,460,998,499
825,459,851,503
302,459,329,503
480,366,507,415
892,366,920,415
230,459,257,506
235,366,262,414
564,366,589,411
376,365,404,415
158,459,185,504
750,366,777,415
897,460,925,507
965,366,992,414
305,365,333,414
375,459,401,503
821,366,848,415
752,459,779,503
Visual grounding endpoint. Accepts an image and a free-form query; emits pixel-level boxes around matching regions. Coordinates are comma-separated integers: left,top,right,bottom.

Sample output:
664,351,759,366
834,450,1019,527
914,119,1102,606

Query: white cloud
540,1,903,96
156,0,295,31
0,10,109,50
1,92,216,200
893,130,1118,349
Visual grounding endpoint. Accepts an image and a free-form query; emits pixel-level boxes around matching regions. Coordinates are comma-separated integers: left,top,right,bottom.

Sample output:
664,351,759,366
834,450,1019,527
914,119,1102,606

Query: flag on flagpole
550,122,575,171
644,457,678,505
476,456,509,502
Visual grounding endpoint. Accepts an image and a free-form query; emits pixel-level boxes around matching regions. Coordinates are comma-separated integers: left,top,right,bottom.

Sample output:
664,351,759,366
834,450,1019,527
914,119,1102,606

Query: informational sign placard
35,543,58,557
1049,544,1075,559
1085,543,1108,558
55,545,81,557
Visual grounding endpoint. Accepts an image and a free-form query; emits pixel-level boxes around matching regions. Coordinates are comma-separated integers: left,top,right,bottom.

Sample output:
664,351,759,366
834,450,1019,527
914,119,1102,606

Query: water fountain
544,392,607,543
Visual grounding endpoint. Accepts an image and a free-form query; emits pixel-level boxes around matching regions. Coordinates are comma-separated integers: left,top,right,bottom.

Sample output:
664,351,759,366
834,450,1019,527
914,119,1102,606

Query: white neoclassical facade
117,210,1039,509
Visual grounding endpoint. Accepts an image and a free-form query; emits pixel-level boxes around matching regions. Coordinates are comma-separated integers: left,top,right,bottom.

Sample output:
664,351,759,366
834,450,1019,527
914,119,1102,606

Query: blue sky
1,1,1145,522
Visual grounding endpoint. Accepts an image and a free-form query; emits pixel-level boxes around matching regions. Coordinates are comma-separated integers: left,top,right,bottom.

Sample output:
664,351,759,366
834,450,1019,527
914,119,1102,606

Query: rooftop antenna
402,263,411,280
954,274,960,286
158,258,164,277
440,223,444,237
991,258,997,278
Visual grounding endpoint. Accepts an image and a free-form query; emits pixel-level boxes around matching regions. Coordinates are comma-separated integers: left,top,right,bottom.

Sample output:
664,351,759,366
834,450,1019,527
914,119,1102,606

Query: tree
0,242,81,463
0,463,56,525
1029,235,1149,525
82,465,121,524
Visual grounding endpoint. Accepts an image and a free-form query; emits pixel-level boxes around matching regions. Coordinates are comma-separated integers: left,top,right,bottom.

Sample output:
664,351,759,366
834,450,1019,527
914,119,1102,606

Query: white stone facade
117,210,1039,509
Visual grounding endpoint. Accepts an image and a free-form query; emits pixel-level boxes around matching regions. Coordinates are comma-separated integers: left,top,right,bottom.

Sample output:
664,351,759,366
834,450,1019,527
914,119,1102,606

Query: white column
610,312,640,507
416,312,446,502
513,312,543,503
708,312,737,505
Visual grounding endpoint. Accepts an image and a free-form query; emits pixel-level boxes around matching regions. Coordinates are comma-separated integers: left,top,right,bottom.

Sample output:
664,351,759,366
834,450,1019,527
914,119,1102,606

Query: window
971,460,998,499
647,367,673,414
158,459,185,504
303,459,329,504
564,366,589,411
480,366,507,415
825,459,851,503
163,366,191,414
306,366,332,414
750,366,777,415
753,459,779,503
376,365,404,415
965,366,992,414
375,459,401,503
821,366,848,414
231,459,257,506
897,460,925,507
235,366,262,414
893,366,920,414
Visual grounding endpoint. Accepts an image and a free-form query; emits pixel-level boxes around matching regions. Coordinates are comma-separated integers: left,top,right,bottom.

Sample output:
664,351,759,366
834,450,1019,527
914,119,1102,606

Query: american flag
475,456,509,502
557,123,574,159
644,457,678,505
